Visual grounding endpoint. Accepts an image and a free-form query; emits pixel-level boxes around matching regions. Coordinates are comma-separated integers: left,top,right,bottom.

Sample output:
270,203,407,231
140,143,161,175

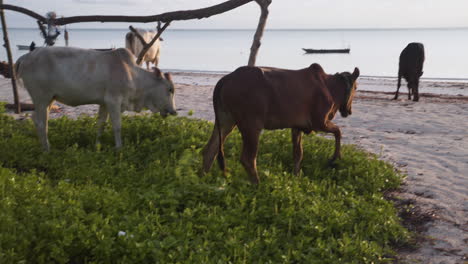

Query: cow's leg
107,105,123,149
322,121,342,164
238,125,262,184
394,72,402,100
96,105,108,146
202,116,235,174
413,84,419,102
407,84,412,100
153,49,160,67
32,102,51,151
292,128,303,175
145,61,150,70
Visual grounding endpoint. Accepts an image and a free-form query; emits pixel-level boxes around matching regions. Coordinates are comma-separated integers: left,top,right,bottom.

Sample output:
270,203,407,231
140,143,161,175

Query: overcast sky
3,0,468,29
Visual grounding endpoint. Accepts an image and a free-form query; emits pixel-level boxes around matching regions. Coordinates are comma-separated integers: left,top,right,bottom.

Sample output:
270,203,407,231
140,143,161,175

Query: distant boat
16,45,31,50
17,45,114,52
302,48,350,54
17,42,36,51
93,48,114,51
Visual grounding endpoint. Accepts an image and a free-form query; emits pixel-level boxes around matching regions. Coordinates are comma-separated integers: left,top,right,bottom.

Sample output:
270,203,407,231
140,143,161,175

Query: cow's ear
152,67,163,79
164,72,172,81
352,67,360,81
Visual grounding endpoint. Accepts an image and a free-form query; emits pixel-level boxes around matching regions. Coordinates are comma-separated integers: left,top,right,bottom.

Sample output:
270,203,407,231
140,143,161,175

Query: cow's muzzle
339,109,351,118
339,105,352,118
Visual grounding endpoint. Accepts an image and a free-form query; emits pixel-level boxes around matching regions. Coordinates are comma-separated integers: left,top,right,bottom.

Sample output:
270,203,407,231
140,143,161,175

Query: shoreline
1,72,467,263
168,71,468,97
168,69,468,82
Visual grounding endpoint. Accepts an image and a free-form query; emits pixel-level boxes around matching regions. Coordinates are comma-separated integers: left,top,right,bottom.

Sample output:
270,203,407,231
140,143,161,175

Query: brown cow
394,42,425,101
0,61,11,78
202,64,360,184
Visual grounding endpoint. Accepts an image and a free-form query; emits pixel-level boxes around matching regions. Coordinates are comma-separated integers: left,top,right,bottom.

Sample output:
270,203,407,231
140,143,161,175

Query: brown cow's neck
324,75,344,113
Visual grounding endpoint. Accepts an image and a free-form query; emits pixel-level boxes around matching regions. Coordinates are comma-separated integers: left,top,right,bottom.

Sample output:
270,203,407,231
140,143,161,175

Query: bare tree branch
0,0,20,113
129,26,148,46
248,0,271,66
0,4,46,23
0,0,254,25
136,22,170,66
157,21,162,32
157,21,164,41
37,20,47,38
2,0,272,69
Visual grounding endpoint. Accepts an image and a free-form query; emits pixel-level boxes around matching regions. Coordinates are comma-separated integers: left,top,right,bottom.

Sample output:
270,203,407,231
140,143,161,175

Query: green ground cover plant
0,102,6,114
0,113,409,263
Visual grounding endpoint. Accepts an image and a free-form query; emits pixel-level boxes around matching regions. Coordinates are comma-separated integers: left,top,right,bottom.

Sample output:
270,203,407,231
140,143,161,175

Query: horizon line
6,26,468,31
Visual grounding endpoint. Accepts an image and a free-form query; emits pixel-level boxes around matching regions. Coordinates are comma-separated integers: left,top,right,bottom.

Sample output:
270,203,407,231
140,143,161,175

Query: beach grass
0,113,409,263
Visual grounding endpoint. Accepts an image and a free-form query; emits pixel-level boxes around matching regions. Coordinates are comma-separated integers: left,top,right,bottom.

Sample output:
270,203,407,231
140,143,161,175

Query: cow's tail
213,76,226,171
14,56,24,80
11,56,25,90
394,70,402,99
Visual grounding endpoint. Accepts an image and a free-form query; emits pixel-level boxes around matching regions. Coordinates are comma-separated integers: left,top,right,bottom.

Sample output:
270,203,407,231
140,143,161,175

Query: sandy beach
1,73,467,263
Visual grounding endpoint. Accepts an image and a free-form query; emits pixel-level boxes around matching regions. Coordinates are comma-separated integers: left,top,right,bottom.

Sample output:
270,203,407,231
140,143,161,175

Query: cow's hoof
249,177,260,185
197,168,206,178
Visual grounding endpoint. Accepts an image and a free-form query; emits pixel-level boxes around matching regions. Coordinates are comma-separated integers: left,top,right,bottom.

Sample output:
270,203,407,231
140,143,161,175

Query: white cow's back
16,47,137,106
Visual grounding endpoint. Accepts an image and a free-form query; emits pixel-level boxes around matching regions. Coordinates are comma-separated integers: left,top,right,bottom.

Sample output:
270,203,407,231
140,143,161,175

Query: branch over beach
0,0,254,25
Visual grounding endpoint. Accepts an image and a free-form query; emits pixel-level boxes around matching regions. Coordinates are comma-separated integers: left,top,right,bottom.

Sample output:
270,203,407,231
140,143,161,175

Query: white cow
15,47,177,151
125,29,161,70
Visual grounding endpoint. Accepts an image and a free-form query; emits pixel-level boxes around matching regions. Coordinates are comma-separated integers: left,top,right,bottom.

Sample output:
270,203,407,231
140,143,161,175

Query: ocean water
2,27,468,80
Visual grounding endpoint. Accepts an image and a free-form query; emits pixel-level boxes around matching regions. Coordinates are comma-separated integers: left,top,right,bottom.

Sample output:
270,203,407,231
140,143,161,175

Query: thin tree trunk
0,0,20,113
248,0,271,66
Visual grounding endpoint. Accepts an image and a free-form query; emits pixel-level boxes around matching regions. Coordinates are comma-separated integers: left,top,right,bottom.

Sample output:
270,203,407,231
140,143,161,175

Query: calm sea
2,27,468,80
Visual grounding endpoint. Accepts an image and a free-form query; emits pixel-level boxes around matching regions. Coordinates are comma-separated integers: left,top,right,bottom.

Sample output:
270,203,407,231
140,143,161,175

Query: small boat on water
17,42,36,51
93,48,114,51
17,45,114,52
17,45,31,50
302,48,350,54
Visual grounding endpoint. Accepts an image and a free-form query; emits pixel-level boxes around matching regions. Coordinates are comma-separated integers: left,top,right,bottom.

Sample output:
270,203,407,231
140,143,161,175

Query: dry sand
1,73,467,263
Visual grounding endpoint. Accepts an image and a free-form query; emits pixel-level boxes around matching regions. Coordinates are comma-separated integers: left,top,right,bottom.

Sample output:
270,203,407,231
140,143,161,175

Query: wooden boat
17,44,113,52
93,48,114,51
302,48,350,54
17,42,36,51
17,45,31,50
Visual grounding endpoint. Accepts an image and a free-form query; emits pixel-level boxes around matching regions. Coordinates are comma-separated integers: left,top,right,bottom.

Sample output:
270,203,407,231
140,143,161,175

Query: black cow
394,42,425,101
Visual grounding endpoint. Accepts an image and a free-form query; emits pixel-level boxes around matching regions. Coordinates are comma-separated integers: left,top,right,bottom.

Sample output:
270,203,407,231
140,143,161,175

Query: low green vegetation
0,113,409,263
0,101,6,114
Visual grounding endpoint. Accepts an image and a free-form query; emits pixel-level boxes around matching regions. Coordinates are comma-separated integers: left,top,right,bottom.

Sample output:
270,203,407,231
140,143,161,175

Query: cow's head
146,67,177,117
338,67,360,118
